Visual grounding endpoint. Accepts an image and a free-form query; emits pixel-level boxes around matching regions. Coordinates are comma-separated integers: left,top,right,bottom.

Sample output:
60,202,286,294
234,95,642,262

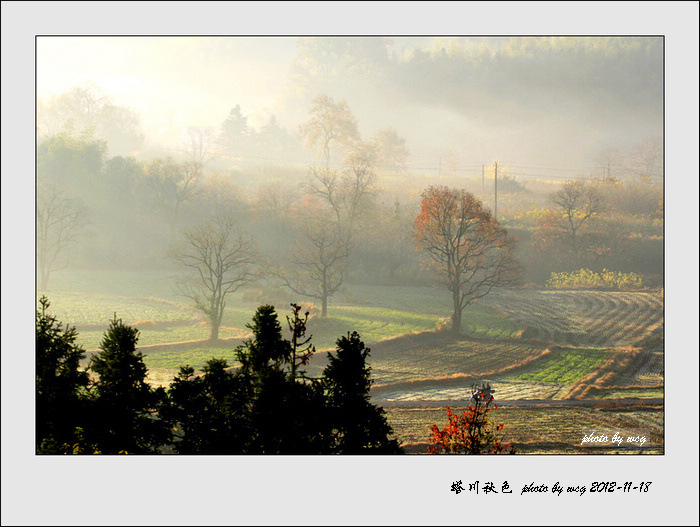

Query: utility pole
494,160,498,220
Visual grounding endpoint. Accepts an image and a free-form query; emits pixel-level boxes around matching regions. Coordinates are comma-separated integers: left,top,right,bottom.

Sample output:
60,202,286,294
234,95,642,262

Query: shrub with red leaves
428,387,516,454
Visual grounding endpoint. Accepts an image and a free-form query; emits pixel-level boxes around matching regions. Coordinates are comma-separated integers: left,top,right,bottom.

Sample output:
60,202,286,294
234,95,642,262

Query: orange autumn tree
414,186,520,334
428,385,516,454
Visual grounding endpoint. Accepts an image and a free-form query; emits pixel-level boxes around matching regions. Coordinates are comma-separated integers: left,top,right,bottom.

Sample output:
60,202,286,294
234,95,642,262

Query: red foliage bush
428,389,516,454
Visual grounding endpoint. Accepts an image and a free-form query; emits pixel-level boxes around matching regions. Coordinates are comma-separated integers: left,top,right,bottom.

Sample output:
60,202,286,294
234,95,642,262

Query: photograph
33,33,665,456
2,2,698,526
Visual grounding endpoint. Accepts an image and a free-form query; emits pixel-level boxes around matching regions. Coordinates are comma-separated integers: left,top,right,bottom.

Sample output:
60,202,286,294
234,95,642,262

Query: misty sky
37,35,663,175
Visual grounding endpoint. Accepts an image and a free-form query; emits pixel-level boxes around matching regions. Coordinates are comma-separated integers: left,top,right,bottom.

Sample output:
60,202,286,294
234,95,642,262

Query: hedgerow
546,269,643,291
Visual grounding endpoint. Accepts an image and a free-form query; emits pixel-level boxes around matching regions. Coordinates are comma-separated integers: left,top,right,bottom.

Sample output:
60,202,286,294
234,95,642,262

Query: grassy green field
508,348,610,384
39,271,474,379
40,271,538,355
340,283,523,339
44,269,182,299
305,305,440,350
40,269,663,401
137,344,242,371
39,291,199,327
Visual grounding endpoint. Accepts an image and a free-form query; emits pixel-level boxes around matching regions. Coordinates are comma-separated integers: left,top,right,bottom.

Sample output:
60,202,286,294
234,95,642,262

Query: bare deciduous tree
630,137,663,181
280,144,377,315
549,179,604,264
340,141,378,224
172,215,257,341
356,201,416,284
307,142,377,229
254,183,297,237
183,127,213,166
594,147,623,180
36,185,88,291
277,218,350,318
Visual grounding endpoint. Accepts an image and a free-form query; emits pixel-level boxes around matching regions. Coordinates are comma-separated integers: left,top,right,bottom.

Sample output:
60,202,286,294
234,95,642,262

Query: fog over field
35,36,665,298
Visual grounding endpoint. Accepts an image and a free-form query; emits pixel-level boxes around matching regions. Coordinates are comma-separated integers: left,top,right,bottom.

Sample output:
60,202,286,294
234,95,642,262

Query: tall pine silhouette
324,332,402,453
89,316,169,453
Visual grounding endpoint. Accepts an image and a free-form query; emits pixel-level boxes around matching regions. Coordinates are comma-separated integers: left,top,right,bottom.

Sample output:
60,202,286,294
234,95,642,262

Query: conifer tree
162,359,251,454
236,305,332,454
236,305,291,373
36,296,89,452
89,316,169,453
323,332,402,453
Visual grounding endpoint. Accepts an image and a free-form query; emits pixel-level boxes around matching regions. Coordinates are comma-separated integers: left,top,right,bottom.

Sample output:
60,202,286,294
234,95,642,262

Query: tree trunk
210,323,220,341
321,270,329,317
40,269,50,291
37,253,50,291
387,262,396,284
451,290,462,335
323,140,331,168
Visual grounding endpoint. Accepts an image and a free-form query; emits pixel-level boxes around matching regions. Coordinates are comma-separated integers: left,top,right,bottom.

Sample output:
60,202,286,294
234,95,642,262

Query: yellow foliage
547,269,643,291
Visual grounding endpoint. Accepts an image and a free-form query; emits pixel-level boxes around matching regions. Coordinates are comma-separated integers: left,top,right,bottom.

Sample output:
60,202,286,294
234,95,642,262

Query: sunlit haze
37,36,663,173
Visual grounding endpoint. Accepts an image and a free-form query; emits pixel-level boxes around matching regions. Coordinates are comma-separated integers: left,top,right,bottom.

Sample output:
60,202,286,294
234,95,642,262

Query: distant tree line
37,86,663,331
36,297,403,454
35,100,420,297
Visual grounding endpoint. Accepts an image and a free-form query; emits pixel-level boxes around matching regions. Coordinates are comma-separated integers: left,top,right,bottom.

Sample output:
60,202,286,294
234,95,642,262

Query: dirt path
376,397,663,408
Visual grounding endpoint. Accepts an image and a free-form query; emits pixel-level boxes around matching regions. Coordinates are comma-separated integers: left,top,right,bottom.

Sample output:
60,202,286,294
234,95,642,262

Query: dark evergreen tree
237,305,333,454
160,304,402,455
89,316,169,453
217,105,253,157
36,296,90,453
161,359,251,454
247,365,332,454
237,305,292,373
323,332,403,454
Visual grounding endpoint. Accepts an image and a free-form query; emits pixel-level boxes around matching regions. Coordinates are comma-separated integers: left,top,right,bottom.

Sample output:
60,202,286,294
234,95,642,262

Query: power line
494,161,498,219
507,163,591,172
146,145,664,182
506,171,663,182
